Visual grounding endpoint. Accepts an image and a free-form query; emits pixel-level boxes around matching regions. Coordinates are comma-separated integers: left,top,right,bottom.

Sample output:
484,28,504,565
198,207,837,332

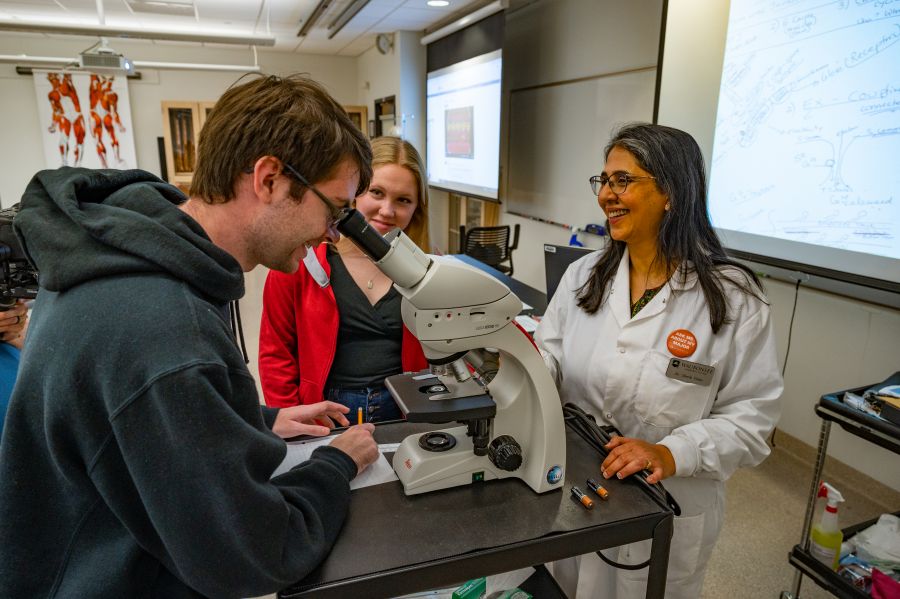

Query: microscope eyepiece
335,207,431,289
336,208,390,261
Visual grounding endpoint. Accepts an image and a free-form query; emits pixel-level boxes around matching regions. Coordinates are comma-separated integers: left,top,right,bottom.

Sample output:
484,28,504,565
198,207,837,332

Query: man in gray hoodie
0,75,379,598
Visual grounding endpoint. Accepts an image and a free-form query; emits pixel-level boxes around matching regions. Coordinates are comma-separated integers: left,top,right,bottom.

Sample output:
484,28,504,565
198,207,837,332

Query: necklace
338,241,379,290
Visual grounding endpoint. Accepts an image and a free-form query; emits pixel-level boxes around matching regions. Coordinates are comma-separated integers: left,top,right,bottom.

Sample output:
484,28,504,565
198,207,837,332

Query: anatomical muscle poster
34,70,137,169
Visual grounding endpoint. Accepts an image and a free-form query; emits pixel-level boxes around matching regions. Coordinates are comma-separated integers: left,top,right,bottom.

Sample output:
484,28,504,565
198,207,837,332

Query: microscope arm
335,209,566,494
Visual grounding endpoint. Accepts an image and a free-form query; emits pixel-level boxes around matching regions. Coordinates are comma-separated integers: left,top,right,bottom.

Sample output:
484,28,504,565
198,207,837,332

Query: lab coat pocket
635,351,717,429
617,511,705,585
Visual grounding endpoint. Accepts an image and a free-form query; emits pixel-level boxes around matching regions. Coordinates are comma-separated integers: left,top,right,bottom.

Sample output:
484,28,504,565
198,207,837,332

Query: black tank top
324,247,404,388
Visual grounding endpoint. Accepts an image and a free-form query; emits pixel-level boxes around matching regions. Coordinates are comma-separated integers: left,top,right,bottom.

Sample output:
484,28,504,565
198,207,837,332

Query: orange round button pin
666,329,697,358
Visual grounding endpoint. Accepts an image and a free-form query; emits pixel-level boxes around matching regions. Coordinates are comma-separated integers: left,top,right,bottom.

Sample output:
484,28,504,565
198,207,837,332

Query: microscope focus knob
488,435,523,471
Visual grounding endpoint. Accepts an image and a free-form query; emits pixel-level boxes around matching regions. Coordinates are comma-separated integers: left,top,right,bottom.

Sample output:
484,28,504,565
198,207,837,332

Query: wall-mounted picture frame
343,105,368,137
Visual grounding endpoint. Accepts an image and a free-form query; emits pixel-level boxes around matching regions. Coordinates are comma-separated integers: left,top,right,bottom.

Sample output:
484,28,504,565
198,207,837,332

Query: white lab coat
536,249,783,599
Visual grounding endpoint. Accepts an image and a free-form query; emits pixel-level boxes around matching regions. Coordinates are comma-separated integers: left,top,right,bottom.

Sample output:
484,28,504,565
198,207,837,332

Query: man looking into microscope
0,74,379,598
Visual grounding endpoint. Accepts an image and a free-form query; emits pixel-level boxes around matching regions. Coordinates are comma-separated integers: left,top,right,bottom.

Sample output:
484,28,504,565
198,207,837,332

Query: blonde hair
370,137,431,252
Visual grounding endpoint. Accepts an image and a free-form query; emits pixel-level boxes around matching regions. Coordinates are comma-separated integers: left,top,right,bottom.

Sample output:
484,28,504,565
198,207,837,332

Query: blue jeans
324,384,403,424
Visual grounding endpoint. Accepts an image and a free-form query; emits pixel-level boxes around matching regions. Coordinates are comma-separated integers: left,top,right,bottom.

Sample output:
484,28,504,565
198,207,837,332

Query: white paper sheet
514,314,539,334
271,436,399,490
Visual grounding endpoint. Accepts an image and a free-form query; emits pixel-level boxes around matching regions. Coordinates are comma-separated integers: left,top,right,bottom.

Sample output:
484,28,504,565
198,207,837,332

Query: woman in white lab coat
536,123,783,599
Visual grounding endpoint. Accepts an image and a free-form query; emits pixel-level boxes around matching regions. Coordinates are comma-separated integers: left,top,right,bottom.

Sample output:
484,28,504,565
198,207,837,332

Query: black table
451,254,548,316
279,422,674,599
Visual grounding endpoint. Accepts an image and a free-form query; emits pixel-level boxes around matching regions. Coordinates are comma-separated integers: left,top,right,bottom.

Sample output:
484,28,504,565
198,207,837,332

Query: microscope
337,210,566,496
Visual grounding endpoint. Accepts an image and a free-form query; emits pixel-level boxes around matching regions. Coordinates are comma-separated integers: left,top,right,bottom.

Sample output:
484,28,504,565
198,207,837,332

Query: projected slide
426,50,502,200
709,0,900,262
445,106,475,158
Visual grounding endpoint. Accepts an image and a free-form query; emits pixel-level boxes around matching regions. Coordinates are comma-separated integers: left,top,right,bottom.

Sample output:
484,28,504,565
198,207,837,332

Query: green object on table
452,577,486,599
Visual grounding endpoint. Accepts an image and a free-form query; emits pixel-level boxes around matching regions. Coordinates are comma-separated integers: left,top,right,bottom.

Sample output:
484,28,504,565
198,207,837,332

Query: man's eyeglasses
280,162,345,227
243,161,345,227
589,172,656,196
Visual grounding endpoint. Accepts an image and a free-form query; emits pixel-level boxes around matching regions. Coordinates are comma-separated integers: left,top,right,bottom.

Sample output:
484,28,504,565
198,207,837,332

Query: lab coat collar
611,249,699,326
609,250,632,327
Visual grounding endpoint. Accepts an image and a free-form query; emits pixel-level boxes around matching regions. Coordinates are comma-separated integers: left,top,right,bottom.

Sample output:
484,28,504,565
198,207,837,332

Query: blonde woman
259,137,430,421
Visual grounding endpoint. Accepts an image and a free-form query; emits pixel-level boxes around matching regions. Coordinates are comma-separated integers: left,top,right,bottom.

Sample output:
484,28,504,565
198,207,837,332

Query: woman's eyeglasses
589,172,656,195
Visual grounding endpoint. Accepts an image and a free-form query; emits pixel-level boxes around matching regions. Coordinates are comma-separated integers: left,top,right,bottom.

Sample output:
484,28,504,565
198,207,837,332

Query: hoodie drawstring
229,300,249,365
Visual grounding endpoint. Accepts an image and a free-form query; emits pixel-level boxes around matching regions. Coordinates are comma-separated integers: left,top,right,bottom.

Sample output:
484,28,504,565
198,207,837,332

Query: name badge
666,358,715,386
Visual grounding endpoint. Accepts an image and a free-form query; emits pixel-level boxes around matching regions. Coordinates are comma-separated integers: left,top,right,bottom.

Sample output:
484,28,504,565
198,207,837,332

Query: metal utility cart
782,377,900,598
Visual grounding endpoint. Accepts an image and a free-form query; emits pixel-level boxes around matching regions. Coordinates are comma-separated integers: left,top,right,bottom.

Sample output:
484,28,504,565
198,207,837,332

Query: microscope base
392,426,504,495
391,425,561,495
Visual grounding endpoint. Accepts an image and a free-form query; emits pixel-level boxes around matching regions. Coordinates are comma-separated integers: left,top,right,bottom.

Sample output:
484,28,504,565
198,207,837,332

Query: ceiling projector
79,48,135,75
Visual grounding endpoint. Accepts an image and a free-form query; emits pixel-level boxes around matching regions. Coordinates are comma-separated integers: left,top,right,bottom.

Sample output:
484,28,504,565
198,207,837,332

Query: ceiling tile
195,0,261,22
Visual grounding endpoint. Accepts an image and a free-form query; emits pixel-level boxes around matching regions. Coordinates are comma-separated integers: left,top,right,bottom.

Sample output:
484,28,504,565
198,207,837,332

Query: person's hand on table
601,436,676,484
272,401,350,438
329,424,379,476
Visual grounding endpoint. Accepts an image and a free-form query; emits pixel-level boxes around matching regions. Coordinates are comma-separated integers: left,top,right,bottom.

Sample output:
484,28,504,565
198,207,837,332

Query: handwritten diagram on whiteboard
709,0,900,261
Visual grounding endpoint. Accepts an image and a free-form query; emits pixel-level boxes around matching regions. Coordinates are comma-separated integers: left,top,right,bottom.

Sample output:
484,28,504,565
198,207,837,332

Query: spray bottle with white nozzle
809,481,845,570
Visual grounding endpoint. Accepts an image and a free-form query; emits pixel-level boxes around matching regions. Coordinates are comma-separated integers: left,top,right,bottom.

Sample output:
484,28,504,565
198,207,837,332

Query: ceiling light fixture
297,0,333,38
0,54,261,73
427,1,450,6
0,19,275,46
420,0,506,45
327,0,371,40
126,0,196,18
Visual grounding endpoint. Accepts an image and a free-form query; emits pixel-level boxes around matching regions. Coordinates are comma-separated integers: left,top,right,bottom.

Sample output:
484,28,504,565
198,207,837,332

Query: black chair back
460,224,520,276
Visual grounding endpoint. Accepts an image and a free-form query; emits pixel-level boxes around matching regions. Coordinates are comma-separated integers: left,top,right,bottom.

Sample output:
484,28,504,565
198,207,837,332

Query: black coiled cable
563,403,681,570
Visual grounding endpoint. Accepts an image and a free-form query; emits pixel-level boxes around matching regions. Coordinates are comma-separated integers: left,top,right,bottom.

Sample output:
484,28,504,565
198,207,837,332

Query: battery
587,478,610,500
571,485,594,509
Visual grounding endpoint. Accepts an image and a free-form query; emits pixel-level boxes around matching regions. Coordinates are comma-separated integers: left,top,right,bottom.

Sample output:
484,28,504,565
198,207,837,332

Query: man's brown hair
190,74,372,203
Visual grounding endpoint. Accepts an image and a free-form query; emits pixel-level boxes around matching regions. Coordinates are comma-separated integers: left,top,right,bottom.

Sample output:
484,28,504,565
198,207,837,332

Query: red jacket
259,244,428,408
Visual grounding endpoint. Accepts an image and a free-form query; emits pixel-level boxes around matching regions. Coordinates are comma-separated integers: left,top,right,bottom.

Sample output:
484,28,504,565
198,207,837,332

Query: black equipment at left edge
0,204,39,309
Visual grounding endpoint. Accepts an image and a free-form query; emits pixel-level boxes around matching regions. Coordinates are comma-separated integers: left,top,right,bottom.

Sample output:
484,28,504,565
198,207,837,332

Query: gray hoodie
0,168,356,598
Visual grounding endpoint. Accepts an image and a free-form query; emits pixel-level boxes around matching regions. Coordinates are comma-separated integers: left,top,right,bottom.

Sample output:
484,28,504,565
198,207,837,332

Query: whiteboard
505,68,657,229
708,0,900,283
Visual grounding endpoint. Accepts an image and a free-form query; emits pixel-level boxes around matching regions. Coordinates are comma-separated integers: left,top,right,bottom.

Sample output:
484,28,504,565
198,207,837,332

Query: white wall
766,279,900,491
356,32,426,152
429,189,450,253
0,34,359,207
396,31,426,153
357,38,400,134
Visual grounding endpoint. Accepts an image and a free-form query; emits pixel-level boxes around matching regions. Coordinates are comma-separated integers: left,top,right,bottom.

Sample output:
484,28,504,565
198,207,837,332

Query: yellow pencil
357,407,363,425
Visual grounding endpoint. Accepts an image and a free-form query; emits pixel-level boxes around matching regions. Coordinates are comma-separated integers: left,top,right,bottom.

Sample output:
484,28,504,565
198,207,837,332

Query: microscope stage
385,371,496,423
